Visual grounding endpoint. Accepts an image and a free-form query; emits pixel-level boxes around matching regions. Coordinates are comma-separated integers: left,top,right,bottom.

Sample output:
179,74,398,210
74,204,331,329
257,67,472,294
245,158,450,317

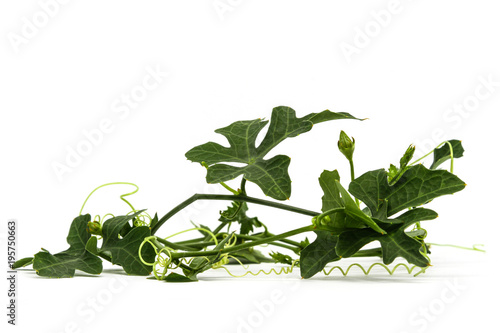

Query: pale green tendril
91,213,115,224
126,210,152,227
164,227,219,245
138,236,175,280
138,227,223,280
79,182,152,227
80,182,139,215
214,260,427,278
427,243,485,252
410,140,455,173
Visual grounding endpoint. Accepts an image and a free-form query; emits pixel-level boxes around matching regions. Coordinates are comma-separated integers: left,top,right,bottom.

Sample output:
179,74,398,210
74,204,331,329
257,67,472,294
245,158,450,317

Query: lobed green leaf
32,215,103,278
101,211,155,276
186,106,362,200
300,231,340,279
349,165,466,217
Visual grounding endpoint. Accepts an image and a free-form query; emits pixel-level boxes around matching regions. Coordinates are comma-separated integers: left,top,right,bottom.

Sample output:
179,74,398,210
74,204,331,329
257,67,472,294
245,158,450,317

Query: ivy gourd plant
14,106,467,282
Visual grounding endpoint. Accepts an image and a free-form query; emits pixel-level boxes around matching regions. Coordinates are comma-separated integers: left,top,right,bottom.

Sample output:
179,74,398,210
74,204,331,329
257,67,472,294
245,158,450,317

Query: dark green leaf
186,106,361,200
388,145,415,185
119,220,133,238
85,236,99,256
335,211,437,267
299,237,310,249
318,170,350,229
219,201,263,235
336,226,429,267
317,170,367,233
387,164,399,183
349,165,466,217
400,144,416,169
149,213,159,231
101,211,155,276
163,272,198,283
335,180,387,234
396,208,439,228
12,257,33,269
406,229,427,239
335,228,380,260
300,231,340,279
270,252,295,266
377,227,429,267
32,215,103,278
430,140,464,169
33,252,75,278
229,248,274,264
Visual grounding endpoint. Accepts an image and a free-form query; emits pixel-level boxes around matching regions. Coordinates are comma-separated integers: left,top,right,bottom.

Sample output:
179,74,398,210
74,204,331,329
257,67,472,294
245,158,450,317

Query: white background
1,1,499,332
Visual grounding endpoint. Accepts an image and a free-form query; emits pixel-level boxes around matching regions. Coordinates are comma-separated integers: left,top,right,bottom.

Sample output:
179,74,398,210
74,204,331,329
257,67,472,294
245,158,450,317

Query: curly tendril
213,260,428,278
79,182,140,215
79,182,152,227
139,227,222,280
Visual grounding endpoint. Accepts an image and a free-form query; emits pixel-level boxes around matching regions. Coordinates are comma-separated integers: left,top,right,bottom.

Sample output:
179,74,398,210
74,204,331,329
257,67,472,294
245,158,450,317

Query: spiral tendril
214,259,427,278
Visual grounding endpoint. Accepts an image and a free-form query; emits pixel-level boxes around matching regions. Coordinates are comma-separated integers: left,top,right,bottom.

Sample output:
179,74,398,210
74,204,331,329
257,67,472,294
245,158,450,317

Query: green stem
230,233,300,252
259,232,302,247
219,182,239,195
178,238,299,252
240,178,247,195
152,194,319,235
171,225,315,259
205,221,228,242
175,236,208,245
173,232,302,252
154,238,199,252
349,159,360,207
314,207,346,225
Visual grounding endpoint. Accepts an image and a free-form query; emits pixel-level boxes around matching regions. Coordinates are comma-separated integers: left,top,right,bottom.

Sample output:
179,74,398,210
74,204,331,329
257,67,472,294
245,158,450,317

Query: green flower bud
400,144,416,168
320,215,331,225
87,221,102,236
338,130,355,161
311,216,318,227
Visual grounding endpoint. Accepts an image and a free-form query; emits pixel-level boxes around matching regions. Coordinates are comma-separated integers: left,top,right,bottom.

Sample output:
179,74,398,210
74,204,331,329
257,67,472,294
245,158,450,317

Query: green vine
13,106,479,282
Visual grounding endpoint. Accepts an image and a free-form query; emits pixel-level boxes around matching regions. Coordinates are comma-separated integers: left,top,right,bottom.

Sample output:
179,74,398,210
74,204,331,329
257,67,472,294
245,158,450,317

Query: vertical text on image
6,220,18,325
